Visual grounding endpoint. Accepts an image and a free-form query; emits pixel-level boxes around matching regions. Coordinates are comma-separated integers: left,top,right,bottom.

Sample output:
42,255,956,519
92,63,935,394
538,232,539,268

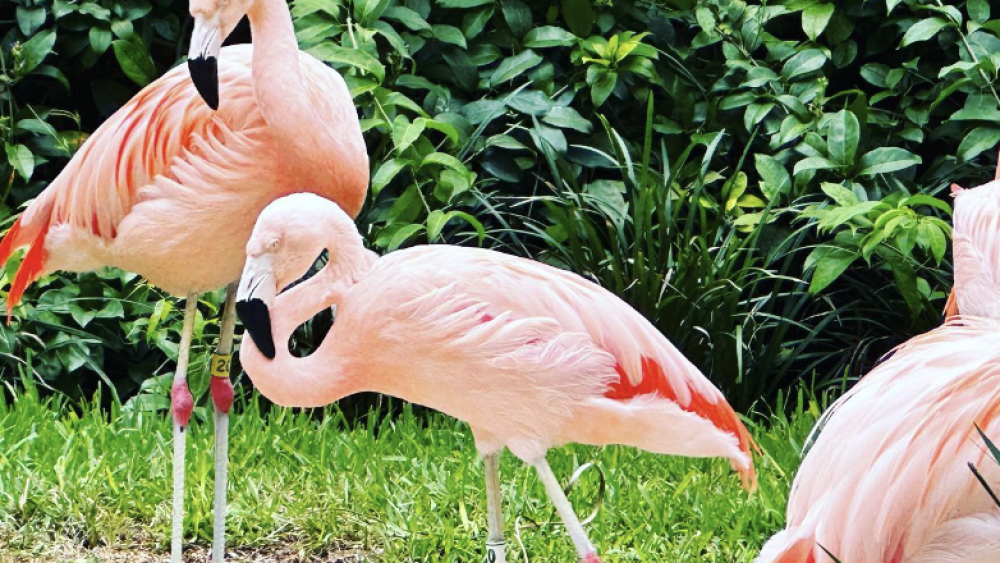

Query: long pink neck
240,222,378,407
245,0,367,214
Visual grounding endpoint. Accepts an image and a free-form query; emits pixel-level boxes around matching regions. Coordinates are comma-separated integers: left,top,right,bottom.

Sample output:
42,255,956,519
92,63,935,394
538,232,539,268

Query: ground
0,383,819,562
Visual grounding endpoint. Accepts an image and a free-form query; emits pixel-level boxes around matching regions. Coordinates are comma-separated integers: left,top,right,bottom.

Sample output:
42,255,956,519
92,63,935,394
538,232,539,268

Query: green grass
0,379,821,562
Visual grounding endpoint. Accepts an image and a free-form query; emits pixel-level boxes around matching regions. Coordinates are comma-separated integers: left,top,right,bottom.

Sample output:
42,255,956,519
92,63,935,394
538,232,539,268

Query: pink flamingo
0,0,368,560
758,166,1000,563
756,317,1000,563
234,193,757,563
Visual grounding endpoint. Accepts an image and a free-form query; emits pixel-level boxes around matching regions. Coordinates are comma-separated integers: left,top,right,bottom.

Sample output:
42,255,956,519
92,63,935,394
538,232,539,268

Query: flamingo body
757,317,1000,563
0,43,366,305
237,194,756,485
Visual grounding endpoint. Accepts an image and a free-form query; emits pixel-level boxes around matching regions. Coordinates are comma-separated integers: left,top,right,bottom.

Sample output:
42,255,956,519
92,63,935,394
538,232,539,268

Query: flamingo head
187,0,252,110
236,194,354,359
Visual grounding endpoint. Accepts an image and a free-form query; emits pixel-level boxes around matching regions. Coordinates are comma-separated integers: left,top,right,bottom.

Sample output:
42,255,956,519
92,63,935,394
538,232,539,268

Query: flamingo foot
581,553,603,563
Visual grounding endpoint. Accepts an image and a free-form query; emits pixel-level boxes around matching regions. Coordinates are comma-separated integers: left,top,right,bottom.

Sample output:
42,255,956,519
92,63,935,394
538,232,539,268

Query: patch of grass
0,379,821,562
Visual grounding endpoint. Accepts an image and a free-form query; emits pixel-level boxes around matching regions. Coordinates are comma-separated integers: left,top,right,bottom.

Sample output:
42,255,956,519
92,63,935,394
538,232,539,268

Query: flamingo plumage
759,157,1000,563
756,317,1000,563
234,193,756,563
0,0,368,560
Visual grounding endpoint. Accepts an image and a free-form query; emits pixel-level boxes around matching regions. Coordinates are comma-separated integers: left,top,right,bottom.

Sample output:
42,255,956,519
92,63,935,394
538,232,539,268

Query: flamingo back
758,316,1000,563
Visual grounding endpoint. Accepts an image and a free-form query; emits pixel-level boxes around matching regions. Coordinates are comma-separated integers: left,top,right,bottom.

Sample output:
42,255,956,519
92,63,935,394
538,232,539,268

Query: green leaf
591,70,617,107
524,26,577,48
90,27,113,55
781,49,827,79
437,0,493,7
19,28,57,75
461,6,494,40
793,156,838,175
374,21,410,58
900,18,949,47
5,144,35,181
802,3,834,41
16,6,46,36
392,116,426,154
78,3,111,20
427,210,485,243
922,222,947,264
542,106,593,133
820,183,858,206
501,0,532,38
957,127,1000,162
900,194,950,215
432,24,467,48
805,245,859,294
754,154,791,201
383,6,431,31
562,0,596,36
827,109,860,166
490,50,543,85
308,44,386,82
857,147,921,176
354,0,390,26
421,152,469,173
969,0,990,24
112,38,157,86
371,158,410,196
386,224,425,251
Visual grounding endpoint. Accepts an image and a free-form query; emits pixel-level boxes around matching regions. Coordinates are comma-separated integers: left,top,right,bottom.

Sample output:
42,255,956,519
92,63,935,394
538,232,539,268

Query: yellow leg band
210,353,232,379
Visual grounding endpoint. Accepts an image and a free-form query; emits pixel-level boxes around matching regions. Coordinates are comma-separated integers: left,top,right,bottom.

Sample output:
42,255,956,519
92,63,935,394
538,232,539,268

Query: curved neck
240,222,378,407
245,0,368,215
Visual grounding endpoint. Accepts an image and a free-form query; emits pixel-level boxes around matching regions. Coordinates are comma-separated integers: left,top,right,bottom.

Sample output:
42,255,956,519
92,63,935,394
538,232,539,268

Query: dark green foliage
1,0,999,411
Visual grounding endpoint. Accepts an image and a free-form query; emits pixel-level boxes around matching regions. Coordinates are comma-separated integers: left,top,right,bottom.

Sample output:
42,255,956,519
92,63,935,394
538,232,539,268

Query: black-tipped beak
188,56,219,110
237,298,276,359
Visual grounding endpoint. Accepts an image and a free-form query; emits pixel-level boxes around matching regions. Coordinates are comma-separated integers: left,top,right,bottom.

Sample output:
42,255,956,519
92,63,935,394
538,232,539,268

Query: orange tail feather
5,221,50,323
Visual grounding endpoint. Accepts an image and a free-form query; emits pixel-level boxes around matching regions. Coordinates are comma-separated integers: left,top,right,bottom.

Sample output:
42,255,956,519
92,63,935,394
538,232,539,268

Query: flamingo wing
377,246,756,485
760,317,1000,563
0,46,259,311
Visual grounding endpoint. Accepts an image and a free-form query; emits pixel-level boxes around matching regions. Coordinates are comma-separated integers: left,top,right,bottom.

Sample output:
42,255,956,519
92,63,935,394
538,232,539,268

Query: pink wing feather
758,317,1000,563
379,246,756,486
0,46,258,313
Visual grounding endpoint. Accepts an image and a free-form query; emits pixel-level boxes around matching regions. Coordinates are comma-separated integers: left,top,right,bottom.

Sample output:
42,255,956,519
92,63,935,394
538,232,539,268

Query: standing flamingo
0,0,368,559
757,164,1000,563
234,193,757,563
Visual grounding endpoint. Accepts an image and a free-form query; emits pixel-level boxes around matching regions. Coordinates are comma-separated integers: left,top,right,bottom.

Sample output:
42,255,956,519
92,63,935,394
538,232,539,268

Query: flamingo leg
532,457,601,563
483,452,506,563
171,293,199,563
211,283,238,563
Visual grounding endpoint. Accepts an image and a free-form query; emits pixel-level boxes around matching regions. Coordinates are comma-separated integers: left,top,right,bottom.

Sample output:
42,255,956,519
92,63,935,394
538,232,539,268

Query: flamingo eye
266,239,279,251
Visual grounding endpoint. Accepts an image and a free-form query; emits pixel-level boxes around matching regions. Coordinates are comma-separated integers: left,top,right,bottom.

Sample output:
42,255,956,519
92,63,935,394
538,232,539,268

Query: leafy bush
2,0,1000,410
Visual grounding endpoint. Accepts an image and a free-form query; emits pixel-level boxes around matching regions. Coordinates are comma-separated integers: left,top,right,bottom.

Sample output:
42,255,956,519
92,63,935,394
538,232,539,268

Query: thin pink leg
532,456,602,563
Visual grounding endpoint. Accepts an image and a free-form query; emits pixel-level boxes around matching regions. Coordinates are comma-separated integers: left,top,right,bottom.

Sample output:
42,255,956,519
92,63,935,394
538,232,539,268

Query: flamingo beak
188,16,222,110
236,255,277,359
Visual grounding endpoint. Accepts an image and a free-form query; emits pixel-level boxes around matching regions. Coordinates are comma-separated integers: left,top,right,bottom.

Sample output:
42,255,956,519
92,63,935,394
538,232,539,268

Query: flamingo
755,317,1000,563
757,164,1000,563
0,0,368,560
233,193,757,563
